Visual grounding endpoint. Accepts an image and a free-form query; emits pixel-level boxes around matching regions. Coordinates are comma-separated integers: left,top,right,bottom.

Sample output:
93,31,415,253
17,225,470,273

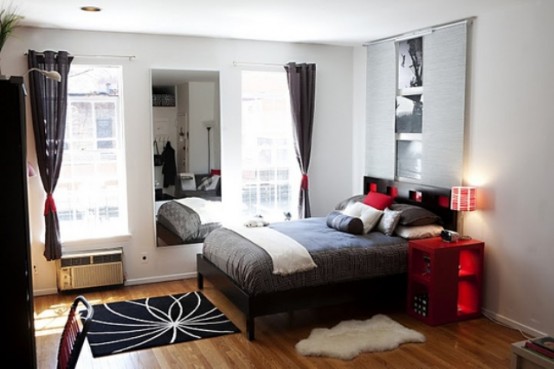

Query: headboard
364,176,457,231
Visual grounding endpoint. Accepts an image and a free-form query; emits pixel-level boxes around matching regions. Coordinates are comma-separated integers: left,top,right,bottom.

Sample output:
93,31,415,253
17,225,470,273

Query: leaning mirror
151,69,222,246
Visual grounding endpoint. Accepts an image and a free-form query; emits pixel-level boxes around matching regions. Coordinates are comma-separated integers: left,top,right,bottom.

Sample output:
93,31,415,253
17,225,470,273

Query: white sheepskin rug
295,314,425,360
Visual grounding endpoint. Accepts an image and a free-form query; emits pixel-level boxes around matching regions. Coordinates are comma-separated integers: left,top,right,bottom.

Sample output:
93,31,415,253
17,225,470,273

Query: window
57,65,128,241
241,70,300,221
395,37,423,181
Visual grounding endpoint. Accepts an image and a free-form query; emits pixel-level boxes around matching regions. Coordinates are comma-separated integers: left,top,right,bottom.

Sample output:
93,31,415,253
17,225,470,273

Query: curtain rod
363,17,475,46
73,54,136,61
232,61,285,68
24,52,136,61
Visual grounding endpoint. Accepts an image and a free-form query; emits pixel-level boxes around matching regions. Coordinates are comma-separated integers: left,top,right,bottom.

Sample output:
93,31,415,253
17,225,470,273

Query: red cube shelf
407,237,484,325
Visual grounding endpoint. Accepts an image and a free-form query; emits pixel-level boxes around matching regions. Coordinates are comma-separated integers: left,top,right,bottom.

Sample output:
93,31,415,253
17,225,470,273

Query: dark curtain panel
27,50,72,261
284,62,316,218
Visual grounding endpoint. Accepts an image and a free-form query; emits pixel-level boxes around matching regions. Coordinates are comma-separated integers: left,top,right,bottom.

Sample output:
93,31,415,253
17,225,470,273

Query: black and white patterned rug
85,291,240,357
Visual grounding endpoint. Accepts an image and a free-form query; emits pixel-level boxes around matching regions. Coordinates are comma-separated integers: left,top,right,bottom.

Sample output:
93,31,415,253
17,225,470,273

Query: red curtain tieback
44,193,57,216
301,174,309,190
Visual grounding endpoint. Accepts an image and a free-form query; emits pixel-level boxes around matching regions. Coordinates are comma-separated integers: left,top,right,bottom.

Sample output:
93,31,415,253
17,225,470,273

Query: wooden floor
34,278,524,369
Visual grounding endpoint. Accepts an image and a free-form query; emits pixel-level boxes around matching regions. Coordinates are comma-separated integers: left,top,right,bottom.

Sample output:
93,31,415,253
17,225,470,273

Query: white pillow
342,201,364,217
342,202,383,234
395,224,444,239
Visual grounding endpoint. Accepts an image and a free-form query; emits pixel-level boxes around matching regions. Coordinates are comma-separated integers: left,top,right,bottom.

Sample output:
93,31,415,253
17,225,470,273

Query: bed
197,176,456,340
156,197,223,246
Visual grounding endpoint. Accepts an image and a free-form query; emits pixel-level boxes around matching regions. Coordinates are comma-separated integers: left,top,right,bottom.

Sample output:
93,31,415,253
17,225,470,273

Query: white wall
2,28,353,295
466,1,554,336
352,1,553,336
188,81,217,174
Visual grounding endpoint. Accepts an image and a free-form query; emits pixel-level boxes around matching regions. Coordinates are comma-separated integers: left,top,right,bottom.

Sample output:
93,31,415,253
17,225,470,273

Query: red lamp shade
450,186,476,211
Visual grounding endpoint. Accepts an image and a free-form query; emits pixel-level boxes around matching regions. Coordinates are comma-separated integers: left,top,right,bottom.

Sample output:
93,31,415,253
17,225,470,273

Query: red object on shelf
406,237,484,325
524,341,554,359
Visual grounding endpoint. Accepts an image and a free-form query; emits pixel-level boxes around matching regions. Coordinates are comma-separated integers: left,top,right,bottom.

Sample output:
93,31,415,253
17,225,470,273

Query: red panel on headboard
363,176,457,231
409,190,423,202
438,195,450,208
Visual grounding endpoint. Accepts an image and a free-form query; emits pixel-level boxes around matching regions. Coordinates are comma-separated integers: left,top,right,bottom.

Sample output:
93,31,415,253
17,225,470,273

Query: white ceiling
10,0,528,46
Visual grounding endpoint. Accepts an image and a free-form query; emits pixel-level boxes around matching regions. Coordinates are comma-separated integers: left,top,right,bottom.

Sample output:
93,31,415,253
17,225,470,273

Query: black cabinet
2,77,37,369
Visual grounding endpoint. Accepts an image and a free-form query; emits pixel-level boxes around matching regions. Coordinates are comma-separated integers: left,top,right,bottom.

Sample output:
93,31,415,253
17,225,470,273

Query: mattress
202,217,408,295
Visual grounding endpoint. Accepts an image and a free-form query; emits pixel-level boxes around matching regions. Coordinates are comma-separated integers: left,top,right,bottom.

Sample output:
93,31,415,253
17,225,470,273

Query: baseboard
481,307,547,338
124,272,197,286
33,287,59,296
32,272,198,297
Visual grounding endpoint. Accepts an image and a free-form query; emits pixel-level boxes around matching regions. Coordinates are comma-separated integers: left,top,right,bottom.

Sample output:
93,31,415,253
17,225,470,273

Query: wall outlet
140,252,148,264
33,265,38,274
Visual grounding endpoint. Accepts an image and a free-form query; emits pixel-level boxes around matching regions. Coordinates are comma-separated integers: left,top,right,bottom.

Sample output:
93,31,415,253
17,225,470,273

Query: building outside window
56,65,128,242
241,70,299,221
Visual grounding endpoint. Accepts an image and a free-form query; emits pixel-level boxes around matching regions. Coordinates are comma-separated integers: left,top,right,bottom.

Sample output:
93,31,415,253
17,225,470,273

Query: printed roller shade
365,21,468,188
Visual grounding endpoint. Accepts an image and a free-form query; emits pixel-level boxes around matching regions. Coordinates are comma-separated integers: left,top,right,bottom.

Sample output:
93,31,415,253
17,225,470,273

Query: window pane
396,140,422,180
396,95,423,133
241,71,299,221
58,65,127,241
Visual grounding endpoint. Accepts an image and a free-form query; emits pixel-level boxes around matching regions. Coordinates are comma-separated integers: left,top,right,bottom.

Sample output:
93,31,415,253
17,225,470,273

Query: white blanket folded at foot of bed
227,225,317,276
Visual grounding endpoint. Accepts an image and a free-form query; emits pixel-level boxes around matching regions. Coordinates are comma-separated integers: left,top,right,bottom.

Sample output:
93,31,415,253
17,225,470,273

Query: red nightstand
407,237,484,325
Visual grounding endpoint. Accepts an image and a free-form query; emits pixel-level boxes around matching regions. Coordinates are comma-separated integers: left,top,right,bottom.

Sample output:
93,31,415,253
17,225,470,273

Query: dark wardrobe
2,76,37,368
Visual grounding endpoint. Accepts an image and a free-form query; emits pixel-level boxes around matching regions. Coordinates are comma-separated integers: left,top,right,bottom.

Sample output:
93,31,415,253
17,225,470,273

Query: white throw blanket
175,197,222,224
228,225,317,276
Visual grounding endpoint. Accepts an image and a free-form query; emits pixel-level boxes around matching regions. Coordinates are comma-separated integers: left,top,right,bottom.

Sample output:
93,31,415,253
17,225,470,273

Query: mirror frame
151,68,221,246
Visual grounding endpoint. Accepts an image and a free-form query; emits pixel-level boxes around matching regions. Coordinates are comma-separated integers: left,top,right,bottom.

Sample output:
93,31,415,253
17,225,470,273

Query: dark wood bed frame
197,176,456,340
156,221,185,246
156,221,206,246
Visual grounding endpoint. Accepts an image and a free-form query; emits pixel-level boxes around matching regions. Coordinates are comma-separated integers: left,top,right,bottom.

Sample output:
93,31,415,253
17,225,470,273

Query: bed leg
246,316,255,341
197,273,204,290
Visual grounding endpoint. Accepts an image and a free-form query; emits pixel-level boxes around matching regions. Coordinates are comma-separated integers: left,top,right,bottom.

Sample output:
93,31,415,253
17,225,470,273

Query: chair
175,173,221,200
57,295,94,369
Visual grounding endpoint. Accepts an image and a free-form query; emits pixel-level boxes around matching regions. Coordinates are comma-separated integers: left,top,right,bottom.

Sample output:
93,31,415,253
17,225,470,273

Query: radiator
56,248,124,291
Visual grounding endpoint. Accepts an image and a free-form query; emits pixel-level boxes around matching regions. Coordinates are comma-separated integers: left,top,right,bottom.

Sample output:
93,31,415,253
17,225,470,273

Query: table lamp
450,186,476,239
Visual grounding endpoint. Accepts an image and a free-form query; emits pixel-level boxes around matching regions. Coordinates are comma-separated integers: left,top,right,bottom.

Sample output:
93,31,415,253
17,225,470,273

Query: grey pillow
326,211,364,235
389,203,442,226
334,194,365,211
377,207,402,236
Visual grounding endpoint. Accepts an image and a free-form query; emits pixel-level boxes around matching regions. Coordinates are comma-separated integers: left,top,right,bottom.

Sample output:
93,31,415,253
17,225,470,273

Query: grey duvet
202,217,408,295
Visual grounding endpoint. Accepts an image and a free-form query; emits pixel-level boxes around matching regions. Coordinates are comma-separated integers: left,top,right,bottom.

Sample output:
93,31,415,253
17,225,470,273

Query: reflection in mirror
151,69,223,246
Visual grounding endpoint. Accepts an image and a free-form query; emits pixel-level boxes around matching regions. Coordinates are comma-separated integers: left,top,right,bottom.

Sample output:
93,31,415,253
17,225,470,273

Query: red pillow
363,192,394,210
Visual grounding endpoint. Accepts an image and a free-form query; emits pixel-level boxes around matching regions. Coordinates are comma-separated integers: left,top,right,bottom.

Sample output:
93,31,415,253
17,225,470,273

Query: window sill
62,234,132,253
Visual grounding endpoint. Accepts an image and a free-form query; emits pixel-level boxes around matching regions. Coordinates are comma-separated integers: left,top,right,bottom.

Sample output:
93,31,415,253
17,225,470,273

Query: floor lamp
203,121,215,173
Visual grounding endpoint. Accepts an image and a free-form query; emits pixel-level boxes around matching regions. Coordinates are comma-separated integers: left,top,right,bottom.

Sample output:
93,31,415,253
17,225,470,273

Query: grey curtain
27,50,72,261
284,62,316,218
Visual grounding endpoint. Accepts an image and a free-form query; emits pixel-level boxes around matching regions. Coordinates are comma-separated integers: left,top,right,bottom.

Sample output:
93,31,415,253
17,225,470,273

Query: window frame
57,64,129,245
240,69,300,221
